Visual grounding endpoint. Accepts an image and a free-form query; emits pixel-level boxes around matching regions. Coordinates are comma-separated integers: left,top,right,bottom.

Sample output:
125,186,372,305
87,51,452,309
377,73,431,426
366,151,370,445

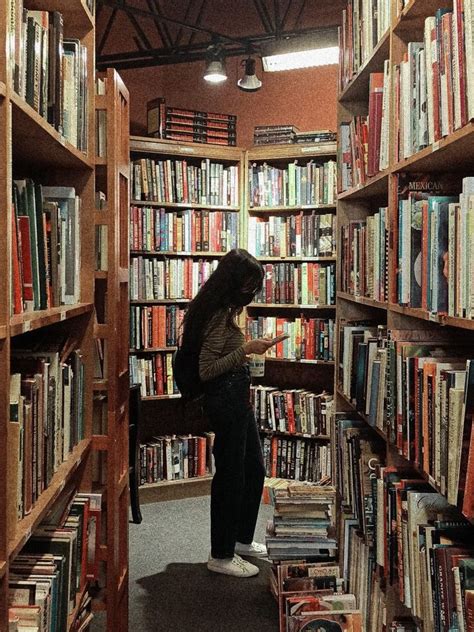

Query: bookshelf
93,68,130,631
336,0,474,629
129,136,245,490
0,0,124,630
244,142,337,484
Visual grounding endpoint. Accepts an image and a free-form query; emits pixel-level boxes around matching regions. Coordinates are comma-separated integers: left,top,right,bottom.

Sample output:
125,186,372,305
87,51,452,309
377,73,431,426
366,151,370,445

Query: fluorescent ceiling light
262,46,339,72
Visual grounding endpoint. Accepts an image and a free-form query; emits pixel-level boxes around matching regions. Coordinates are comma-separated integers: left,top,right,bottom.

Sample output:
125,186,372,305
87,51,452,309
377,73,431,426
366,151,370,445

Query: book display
336,0,474,629
244,143,337,485
0,2,128,631
129,136,244,491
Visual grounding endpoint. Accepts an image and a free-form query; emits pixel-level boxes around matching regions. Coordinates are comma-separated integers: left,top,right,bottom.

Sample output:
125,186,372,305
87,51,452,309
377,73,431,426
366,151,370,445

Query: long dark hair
181,249,264,351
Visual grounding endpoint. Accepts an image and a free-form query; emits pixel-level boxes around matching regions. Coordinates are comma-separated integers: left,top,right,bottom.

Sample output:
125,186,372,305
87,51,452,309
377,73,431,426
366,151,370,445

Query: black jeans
203,365,265,559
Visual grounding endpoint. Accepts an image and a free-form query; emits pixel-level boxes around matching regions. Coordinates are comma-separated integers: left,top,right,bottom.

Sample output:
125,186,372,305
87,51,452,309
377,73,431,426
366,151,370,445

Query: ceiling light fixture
204,44,227,83
237,57,262,92
261,30,339,72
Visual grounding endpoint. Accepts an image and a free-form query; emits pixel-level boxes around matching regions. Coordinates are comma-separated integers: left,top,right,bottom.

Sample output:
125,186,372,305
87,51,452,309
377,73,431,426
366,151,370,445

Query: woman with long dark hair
181,248,281,577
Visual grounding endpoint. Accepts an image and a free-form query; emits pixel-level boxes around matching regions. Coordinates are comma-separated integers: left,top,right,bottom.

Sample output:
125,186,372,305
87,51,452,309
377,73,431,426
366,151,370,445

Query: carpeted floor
92,495,278,631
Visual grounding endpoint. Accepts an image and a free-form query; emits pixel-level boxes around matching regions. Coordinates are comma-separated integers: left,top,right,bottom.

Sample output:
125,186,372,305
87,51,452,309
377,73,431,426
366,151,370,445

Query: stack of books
294,130,337,144
253,124,298,145
130,305,184,350
147,98,237,146
265,484,337,562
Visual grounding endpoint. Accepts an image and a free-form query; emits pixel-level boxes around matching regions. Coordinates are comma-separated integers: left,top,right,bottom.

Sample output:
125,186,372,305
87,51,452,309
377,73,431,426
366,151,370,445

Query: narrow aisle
128,496,278,631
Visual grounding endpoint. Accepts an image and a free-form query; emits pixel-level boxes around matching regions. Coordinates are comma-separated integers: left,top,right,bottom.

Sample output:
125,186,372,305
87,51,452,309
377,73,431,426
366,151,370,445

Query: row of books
248,160,337,207
253,124,298,145
262,435,331,483
395,4,474,161
129,257,218,302
129,206,239,254
340,207,389,302
139,433,215,484
245,316,335,361
254,262,336,306
131,158,239,207
147,98,237,146
334,416,385,630
129,352,177,397
12,180,81,314
10,3,89,150
247,212,336,258
10,344,85,518
396,174,474,318
130,305,184,350
339,0,391,91
8,491,102,632
251,386,332,435
379,467,474,631
294,130,337,145
338,323,474,519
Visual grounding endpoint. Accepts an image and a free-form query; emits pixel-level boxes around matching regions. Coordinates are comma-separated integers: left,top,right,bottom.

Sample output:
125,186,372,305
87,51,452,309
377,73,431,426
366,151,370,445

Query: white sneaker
234,541,268,557
207,554,259,577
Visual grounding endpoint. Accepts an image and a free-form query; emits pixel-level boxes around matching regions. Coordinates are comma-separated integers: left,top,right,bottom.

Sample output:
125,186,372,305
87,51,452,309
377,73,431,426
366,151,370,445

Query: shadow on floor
134,559,279,632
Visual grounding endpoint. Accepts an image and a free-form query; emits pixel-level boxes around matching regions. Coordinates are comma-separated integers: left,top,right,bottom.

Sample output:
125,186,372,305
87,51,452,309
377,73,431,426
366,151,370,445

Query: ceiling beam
188,0,207,46
174,0,193,48
96,0,249,46
148,0,173,48
97,7,117,55
124,1,153,50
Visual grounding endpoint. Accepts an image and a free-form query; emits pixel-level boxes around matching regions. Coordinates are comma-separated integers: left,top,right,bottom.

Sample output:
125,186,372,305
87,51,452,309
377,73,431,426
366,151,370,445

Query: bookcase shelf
339,28,391,103
259,428,331,441
337,169,389,200
248,204,336,212
130,200,240,212
265,357,335,366
130,250,226,258
8,439,91,561
130,135,242,162
9,303,94,337
249,303,336,310
337,291,388,311
11,92,93,170
336,2,474,629
25,0,94,37
130,347,178,353
256,256,337,262
141,394,181,401
130,299,190,305
247,143,338,160
140,474,213,490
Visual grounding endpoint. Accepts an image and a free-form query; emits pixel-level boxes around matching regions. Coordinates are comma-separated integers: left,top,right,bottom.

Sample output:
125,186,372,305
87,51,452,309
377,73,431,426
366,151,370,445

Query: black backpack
172,345,203,401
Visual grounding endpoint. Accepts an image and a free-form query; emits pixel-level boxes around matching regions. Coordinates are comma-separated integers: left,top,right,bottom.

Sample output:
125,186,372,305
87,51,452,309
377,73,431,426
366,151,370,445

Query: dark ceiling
96,0,344,70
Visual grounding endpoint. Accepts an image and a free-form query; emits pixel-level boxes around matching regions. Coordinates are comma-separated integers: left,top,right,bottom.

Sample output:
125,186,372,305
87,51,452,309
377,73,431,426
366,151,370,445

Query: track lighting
203,45,227,84
237,57,262,92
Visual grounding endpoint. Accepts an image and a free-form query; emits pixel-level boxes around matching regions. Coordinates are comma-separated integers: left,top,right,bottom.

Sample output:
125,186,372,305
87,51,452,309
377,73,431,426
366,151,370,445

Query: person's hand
244,338,276,355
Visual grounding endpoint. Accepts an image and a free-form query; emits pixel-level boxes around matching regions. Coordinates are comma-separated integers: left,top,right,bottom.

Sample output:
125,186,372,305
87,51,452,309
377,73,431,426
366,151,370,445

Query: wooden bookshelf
336,1,474,629
244,143,337,483
259,429,331,441
141,394,181,401
0,1,108,630
130,347,178,353
130,200,240,211
130,299,191,305
140,475,212,490
93,68,131,631
130,250,226,258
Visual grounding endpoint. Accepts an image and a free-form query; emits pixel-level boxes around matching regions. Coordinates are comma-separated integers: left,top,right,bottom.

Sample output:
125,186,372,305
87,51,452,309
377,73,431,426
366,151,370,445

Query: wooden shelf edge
130,200,240,211
248,303,336,310
259,429,330,440
141,394,181,401
139,475,213,489
337,292,388,310
130,250,226,258
0,560,6,580
336,387,387,441
10,303,94,336
9,439,91,561
337,169,390,200
130,136,243,160
255,256,337,262
129,347,178,353
0,81,6,98
248,204,336,212
388,303,474,330
130,299,190,305
265,357,334,365
247,143,337,160
10,91,93,169
338,28,391,102
0,325,6,340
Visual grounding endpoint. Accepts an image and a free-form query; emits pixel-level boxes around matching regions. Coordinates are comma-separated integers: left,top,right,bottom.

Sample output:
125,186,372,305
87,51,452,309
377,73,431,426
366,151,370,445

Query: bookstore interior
3,0,474,630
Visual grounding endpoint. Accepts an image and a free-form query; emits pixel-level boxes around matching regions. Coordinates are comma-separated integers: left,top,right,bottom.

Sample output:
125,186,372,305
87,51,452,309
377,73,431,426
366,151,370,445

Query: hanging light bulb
203,45,227,83
237,57,262,92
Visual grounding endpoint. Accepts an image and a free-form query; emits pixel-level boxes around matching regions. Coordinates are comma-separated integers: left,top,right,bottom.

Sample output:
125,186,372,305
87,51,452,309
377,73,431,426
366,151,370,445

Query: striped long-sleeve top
199,308,246,382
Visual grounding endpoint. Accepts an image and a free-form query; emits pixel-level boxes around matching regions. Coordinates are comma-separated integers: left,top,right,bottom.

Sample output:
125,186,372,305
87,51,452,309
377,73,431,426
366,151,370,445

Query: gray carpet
92,496,278,631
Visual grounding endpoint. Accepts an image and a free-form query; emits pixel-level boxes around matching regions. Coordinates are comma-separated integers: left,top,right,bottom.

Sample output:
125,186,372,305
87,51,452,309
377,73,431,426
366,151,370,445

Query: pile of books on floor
294,130,337,144
254,124,298,145
147,98,237,146
266,483,337,562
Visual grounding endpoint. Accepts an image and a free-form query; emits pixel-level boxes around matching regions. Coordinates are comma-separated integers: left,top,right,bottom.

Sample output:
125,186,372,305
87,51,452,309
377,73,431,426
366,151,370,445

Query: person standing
180,249,279,577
